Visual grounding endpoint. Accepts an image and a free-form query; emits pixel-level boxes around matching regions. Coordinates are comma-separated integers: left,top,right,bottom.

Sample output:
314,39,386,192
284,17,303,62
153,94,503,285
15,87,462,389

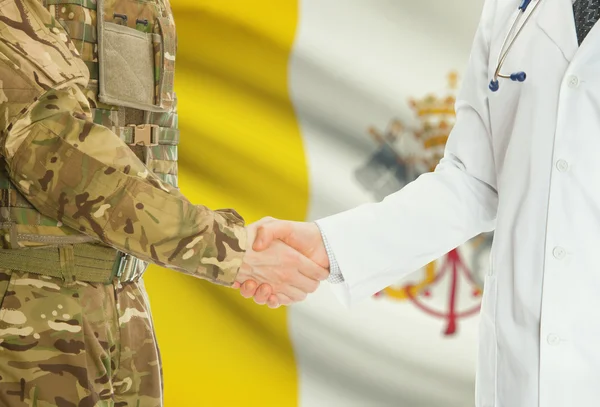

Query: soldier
0,0,328,405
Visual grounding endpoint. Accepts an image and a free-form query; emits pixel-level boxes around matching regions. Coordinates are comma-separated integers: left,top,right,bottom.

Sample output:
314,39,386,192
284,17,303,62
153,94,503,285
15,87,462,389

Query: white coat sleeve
316,0,498,307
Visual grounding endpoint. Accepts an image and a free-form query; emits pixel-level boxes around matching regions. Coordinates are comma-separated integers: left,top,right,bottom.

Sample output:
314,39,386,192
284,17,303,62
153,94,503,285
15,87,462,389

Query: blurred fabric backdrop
143,0,486,406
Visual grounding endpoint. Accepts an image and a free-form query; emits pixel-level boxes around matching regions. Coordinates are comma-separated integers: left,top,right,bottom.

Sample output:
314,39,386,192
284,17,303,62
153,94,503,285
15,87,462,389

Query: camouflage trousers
0,269,162,407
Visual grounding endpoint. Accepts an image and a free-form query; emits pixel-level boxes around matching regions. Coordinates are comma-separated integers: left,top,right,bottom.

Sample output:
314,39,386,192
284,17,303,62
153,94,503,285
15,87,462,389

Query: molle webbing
115,124,179,146
91,106,180,188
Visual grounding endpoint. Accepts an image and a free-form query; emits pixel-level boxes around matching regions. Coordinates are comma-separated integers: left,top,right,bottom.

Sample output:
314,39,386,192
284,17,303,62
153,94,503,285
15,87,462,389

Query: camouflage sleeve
0,0,246,286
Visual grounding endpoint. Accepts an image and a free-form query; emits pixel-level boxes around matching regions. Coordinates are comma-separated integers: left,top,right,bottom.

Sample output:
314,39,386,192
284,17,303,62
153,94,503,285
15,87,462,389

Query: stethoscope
489,0,543,92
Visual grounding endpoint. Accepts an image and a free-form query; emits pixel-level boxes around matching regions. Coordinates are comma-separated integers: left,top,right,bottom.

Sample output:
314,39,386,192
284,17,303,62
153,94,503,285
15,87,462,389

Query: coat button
567,75,579,87
553,247,566,259
556,159,569,172
547,334,561,346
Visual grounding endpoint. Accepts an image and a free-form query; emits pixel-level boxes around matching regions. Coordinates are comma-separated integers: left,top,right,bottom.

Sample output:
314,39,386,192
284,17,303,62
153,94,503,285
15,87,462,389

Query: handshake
232,217,330,309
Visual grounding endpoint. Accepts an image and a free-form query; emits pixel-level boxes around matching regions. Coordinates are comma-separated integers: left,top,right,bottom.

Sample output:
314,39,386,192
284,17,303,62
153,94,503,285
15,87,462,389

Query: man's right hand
233,220,329,308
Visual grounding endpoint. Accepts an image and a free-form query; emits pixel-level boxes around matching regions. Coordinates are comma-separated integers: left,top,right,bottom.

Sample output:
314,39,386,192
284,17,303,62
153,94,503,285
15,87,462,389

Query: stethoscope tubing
490,0,543,91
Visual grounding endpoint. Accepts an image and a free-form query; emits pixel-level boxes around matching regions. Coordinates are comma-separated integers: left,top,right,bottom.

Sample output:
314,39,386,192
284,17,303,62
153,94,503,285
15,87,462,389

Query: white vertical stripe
289,287,480,406
290,0,484,220
289,0,484,405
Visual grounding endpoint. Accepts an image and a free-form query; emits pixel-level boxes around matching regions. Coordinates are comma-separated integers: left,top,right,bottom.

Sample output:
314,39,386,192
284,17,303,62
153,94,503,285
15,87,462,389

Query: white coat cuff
314,221,345,284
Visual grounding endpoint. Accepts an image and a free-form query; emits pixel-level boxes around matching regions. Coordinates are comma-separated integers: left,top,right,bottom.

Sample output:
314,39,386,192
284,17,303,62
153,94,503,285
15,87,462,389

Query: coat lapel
536,0,578,61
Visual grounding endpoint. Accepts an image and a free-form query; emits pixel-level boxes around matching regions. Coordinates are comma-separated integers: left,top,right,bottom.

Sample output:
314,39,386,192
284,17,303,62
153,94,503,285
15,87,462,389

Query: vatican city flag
143,0,489,406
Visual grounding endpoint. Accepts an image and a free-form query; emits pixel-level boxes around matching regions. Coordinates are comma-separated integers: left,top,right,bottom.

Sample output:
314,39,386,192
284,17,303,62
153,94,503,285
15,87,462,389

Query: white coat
317,0,600,406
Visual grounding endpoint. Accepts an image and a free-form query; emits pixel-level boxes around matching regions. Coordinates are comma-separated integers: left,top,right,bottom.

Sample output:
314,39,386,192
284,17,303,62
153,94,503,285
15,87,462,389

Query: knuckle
255,225,267,236
307,267,321,280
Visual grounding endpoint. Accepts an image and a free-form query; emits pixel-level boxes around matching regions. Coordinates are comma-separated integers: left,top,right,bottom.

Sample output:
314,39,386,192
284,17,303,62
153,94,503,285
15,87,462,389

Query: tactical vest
0,0,179,283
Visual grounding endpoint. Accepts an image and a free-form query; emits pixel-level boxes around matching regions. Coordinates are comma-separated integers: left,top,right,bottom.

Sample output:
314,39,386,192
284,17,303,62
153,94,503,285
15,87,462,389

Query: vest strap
45,0,98,10
116,125,179,146
0,244,141,285
59,245,76,285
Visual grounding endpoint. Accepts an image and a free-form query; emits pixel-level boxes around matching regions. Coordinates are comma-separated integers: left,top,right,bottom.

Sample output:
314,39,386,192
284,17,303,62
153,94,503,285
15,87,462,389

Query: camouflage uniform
0,0,247,405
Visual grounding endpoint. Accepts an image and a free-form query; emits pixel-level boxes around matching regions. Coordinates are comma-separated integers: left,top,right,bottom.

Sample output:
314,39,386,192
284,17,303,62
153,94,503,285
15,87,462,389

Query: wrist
222,223,248,286
312,222,332,270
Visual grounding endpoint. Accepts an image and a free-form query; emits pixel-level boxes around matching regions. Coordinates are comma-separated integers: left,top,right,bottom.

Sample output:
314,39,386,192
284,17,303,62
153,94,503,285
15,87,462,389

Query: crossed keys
355,72,494,335
355,120,429,201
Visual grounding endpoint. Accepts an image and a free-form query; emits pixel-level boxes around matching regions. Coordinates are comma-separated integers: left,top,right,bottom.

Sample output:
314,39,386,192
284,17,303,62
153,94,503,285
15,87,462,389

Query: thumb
252,224,275,251
253,221,294,251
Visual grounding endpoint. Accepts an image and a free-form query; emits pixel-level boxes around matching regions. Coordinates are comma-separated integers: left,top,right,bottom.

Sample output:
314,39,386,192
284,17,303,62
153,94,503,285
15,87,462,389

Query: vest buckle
112,251,141,283
128,124,159,146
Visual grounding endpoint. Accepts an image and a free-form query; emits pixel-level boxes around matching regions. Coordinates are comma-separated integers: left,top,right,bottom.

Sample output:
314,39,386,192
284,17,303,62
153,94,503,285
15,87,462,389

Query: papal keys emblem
355,72,493,336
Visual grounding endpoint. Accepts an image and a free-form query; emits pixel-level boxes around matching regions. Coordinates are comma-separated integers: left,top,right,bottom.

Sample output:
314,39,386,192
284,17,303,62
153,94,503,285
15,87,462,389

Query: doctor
234,0,600,405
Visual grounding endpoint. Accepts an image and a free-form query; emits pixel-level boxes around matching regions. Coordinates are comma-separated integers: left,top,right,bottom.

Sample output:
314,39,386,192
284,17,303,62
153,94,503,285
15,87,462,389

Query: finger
253,283,273,305
232,282,241,289
283,267,320,295
279,285,308,303
270,245,324,293
267,294,291,308
295,276,320,295
276,293,294,306
295,252,330,282
253,221,294,251
240,280,258,298
267,295,280,309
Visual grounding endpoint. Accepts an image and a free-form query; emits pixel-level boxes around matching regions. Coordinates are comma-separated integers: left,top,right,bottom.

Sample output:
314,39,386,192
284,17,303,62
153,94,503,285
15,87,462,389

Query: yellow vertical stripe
143,1,306,406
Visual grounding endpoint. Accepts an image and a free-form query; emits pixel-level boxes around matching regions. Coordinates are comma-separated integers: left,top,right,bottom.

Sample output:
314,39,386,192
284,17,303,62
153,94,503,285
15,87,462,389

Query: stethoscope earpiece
510,71,527,82
489,72,526,92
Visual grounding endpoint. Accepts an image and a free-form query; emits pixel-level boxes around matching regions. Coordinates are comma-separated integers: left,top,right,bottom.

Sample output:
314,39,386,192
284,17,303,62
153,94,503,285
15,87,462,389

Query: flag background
144,1,486,405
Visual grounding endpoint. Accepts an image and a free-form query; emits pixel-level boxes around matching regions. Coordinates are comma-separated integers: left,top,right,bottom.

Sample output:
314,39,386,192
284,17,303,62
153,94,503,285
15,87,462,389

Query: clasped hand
233,217,329,308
